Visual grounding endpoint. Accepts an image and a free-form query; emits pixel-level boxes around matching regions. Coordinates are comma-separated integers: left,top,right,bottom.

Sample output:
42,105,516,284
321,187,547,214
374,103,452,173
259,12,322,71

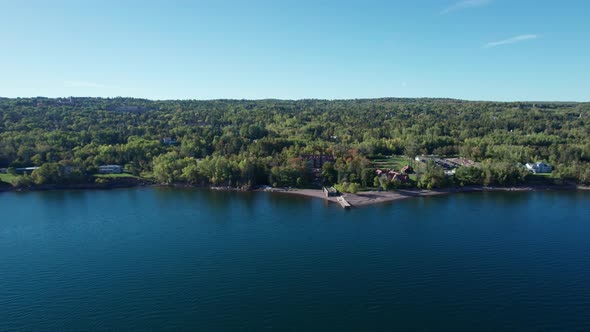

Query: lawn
0,173,16,185
529,172,557,178
370,155,413,171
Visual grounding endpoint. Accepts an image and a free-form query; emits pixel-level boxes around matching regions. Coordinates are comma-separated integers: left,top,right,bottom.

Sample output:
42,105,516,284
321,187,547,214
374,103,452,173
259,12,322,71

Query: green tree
31,163,61,185
419,162,447,189
321,161,337,184
454,166,484,186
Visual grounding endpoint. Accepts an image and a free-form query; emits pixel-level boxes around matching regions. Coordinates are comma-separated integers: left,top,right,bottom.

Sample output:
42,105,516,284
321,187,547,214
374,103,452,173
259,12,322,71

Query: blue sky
1,0,588,101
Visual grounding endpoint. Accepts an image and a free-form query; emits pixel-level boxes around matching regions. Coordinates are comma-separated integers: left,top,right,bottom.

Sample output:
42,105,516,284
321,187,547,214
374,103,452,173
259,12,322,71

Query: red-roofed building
401,165,414,174
376,169,409,183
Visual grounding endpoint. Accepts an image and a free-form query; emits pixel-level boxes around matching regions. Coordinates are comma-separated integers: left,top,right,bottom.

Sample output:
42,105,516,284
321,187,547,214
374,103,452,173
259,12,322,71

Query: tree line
1,97,589,188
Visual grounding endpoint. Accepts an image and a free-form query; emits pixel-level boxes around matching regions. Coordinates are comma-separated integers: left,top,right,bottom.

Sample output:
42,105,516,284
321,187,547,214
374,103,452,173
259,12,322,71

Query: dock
337,196,352,209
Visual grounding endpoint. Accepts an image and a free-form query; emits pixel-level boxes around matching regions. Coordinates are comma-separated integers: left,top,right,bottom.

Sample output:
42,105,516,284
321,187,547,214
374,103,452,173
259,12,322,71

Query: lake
1,188,590,331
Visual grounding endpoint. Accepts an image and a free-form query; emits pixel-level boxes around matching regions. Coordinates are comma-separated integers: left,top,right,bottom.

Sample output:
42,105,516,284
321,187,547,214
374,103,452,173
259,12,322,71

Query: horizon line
0,95,587,104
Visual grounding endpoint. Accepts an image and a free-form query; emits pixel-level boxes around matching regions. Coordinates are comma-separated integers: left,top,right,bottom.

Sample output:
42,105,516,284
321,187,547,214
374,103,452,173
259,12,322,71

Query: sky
0,0,589,101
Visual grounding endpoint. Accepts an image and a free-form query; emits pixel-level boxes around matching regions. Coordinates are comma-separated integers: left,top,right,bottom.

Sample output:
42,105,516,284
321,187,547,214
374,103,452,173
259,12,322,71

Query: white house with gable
98,165,123,174
525,162,552,174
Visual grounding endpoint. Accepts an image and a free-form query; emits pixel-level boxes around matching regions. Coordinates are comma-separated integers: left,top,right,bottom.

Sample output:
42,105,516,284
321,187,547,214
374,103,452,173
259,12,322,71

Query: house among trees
98,165,123,174
415,156,428,163
161,137,177,145
401,165,414,174
376,169,409,183
15,167,40,174
57,97,74,105
526,162,552,174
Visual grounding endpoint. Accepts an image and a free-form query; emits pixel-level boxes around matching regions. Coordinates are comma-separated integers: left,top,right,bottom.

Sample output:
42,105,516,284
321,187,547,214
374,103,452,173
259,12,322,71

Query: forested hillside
1,97,589,188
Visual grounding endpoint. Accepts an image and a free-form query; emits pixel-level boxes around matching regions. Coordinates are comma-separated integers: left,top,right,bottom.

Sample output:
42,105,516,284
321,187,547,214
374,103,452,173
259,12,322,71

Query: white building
415,156,427,163
15,167,40,174
98,165,123,174
526,162,552,174
161,137,177,145
444,169,456,176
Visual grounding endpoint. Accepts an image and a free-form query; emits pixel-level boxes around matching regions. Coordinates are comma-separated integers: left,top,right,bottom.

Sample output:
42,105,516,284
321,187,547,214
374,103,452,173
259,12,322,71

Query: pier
337,196,352,209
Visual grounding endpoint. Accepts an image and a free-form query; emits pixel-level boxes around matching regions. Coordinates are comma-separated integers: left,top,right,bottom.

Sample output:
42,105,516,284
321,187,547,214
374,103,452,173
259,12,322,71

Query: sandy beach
275,188,452,207
274,185,590,208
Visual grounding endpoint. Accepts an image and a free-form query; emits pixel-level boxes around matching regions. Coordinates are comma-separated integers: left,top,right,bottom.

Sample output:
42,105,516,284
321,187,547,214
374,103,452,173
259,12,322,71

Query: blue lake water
1,188,590,331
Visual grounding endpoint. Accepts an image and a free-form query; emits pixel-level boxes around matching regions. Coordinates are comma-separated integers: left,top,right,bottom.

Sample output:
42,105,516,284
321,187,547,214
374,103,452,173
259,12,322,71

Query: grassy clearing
526,172,561,185
0,173,16,184
370,155,412,171
529,173,556,178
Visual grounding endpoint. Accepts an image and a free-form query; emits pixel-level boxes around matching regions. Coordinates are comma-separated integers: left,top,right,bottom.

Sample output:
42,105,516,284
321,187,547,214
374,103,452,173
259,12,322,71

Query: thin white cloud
440,0,491,15
483,34,538,48
64,80,109,88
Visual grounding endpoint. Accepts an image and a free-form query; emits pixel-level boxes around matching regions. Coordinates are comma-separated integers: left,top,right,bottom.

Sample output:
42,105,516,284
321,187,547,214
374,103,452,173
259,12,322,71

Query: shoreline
272,185,590,208
0,178,154,193
2,181,589,208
